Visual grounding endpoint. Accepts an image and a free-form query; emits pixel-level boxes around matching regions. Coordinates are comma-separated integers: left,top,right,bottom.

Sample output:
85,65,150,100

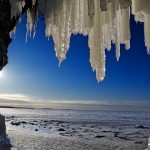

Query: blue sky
0,16,150,107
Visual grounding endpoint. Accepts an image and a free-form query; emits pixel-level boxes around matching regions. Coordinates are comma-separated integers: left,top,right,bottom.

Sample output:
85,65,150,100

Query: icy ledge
9,0,150,81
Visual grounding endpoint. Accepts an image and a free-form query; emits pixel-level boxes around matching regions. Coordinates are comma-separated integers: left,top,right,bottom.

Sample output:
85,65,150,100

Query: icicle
132,0,150,55
119,0,131,9
120,7,130,50
9,0,25,19
89,0,106,82
26,4,38,41
9,27,17,38
88,0,95,20
6,0,150,81
32,0,36,6
100,0,109,11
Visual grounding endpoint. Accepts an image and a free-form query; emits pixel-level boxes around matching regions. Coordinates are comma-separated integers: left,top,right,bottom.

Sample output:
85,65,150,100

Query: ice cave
0,1,150,149
0,0,150,81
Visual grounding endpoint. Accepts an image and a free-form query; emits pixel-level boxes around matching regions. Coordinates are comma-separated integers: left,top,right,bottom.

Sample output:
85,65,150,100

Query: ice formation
8,0,150,81
0,114,11,146
0,114,6,136
145,136,150,150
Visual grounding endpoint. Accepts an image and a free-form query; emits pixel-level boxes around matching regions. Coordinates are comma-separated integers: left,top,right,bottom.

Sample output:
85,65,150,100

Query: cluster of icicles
9,0,150,81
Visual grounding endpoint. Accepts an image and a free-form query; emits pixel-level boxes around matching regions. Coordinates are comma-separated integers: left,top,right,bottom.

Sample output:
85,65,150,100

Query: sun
0,71,4,77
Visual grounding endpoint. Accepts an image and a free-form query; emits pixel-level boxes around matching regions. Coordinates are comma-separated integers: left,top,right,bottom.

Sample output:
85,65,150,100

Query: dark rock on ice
30,122,35,125
135,141,143,144
95,135,105,138
113,131,120,137
103,130,111,133
58,128,65,131
118,136,129,140
135,125,148,129
11,122,20,126
20,121,27,124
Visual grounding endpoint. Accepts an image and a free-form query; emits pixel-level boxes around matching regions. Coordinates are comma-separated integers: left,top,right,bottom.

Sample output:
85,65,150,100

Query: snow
1,107,150,150
8,0,150,81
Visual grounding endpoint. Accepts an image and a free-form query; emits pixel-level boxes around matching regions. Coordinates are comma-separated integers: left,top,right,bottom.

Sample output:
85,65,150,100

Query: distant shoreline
0,105,150,112
0,106,35,109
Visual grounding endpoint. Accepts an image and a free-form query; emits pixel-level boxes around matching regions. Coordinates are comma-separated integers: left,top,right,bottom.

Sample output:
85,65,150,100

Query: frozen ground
0,108,150,150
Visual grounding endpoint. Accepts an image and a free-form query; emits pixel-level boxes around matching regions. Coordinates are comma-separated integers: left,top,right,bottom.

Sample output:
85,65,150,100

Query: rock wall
0,1,12,70
0,114,6,136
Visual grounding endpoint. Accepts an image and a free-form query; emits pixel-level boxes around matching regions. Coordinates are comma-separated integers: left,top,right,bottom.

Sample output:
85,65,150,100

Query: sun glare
0,71,4,77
